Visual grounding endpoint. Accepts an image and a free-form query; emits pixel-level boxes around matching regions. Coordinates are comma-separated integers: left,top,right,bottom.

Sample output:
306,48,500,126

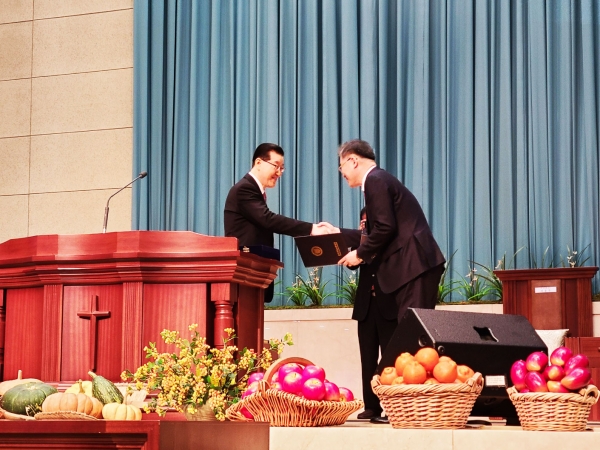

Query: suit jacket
224,174,312,303
224,173,312,247
341,168,445,294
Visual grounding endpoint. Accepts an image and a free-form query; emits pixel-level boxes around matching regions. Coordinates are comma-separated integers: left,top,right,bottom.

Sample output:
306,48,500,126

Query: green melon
0,381,58,416
88,371,124,404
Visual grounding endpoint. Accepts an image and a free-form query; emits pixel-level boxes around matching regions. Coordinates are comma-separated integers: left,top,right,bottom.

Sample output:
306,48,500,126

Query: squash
88,371,124,404
65,379,93,397
102,402,142,420
0,382,58,417
0,370,41,396
42,392,103,418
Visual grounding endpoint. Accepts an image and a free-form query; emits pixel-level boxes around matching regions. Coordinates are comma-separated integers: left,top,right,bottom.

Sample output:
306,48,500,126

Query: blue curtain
133,0,600,304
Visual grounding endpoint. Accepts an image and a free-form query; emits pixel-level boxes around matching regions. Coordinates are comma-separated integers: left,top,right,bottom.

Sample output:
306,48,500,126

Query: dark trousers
357,292,398,414
393,263,445,322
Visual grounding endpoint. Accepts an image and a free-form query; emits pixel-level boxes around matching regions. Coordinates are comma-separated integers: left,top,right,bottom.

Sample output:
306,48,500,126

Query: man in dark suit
224,143,330,301
352,208,398,422
336,139,445,322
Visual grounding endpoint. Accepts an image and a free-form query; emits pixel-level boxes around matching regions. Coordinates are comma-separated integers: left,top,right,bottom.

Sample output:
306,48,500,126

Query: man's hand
311,222,340,235
338,250,363,266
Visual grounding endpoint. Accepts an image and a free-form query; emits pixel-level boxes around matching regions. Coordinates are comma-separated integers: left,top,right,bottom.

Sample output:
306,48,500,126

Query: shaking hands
310,222,340,236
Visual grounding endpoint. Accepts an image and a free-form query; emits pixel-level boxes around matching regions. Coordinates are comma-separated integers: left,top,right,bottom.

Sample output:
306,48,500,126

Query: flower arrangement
335,269,358,305
121,324,293,420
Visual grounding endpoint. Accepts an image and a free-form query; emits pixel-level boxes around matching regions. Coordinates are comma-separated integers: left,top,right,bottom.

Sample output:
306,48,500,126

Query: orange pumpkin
41,392,103,418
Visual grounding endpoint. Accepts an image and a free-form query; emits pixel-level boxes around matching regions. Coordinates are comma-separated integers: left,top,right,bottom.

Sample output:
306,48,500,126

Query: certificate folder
294,233,349,267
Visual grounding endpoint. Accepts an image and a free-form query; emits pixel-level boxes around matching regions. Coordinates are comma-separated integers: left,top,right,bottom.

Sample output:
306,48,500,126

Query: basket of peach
371,347,483,429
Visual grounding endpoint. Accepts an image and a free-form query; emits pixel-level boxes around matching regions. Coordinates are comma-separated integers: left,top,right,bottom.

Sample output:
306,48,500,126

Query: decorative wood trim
122,282,144,371
210,283,235,349
41,285,63,381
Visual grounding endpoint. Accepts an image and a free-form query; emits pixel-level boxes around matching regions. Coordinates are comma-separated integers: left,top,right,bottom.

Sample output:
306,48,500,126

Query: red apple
524,371,548,392
240,405,253,419
269,381,282,391
549,347,573,367
525,351,548,372
323,381,340,401
278,363,304,383
542,365,565,382
510,360,528,391
561,367,592,391
247,372,264,385
564,354,590,375
302,365,326,382
242,381,259,398
547,381,570,393
338,387,354,402
281,371,304,395
302,378,326,401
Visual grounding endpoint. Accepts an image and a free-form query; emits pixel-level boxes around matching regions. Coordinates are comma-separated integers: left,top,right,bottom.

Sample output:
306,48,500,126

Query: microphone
102,171,148,233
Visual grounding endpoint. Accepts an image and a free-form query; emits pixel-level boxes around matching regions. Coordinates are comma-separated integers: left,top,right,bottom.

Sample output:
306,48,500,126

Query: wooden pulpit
0,231,282,383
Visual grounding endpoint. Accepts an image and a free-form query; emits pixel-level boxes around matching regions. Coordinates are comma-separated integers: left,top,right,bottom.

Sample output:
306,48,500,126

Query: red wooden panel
4,287,44,380
0,420,159,450
530,279,562,329
61,285,123,381
142,284,208,357
234,285,263,353
122,282,144,372
40,284,63,381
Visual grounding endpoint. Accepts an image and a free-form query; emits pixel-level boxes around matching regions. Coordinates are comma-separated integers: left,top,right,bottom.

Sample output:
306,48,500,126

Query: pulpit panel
4,287,45,379
61,285,123,381
141,284,210,356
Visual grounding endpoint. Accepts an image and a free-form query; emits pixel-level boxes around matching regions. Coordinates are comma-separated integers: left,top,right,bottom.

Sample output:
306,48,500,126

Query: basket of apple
371,347,483,429
507,346,599,431
226,357,363,426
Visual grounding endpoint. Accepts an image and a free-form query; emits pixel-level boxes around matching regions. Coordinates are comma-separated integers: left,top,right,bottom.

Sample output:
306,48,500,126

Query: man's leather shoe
370,415,389,424
357,409,380,420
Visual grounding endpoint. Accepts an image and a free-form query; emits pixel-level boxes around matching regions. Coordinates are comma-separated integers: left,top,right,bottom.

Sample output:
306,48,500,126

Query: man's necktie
263,192,267,201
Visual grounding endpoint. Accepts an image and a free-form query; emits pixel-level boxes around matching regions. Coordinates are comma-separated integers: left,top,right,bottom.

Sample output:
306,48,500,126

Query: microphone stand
102,171,147,233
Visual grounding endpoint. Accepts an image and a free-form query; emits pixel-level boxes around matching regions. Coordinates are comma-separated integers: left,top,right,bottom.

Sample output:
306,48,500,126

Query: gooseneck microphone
102,171,148,233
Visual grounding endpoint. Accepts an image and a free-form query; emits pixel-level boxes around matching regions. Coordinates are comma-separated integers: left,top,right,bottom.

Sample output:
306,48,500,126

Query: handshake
310,222,340,236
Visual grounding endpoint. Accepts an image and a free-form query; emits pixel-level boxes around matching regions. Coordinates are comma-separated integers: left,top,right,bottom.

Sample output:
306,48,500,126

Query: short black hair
338,139,376,161
252,143,284,166
360,206,367,219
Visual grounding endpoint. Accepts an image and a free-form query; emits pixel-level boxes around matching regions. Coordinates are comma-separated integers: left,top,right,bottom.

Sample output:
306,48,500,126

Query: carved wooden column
210,283,236,349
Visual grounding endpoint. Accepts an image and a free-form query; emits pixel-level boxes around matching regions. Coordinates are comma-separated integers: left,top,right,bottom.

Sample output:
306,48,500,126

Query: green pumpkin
88,371,124,404
0,382,58,416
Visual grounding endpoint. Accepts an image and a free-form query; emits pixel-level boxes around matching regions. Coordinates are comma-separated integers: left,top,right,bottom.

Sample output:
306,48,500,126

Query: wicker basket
507,385,599,431
226,357,363,427
371,372,483,429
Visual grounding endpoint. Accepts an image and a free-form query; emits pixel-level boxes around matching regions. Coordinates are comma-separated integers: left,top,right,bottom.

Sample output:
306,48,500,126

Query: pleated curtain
133,0,600,304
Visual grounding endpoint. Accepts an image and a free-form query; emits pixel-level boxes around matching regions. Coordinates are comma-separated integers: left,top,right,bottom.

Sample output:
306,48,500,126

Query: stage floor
270,419,600,450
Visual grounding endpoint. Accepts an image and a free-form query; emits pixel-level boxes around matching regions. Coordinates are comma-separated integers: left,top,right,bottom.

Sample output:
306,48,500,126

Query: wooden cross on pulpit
77,295,110,371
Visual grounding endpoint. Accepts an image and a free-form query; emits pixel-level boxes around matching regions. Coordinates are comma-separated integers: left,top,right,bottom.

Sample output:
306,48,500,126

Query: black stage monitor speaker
378,308,547,424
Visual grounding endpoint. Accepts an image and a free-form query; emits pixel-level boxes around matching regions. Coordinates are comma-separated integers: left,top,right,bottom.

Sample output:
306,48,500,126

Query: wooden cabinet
564,336,600,421
495,267,598,337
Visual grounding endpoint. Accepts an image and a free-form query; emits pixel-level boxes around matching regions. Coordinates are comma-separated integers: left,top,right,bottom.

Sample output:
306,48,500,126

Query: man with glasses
334,138,445,326
224,143,332,302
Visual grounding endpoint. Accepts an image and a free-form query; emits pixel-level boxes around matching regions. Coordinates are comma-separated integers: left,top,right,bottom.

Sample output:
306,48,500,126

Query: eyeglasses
261,159,285,173
338,157,353,172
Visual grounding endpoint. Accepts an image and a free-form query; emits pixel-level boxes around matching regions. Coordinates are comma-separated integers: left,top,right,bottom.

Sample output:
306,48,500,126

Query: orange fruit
380,367,398,385
415,347,439,372
439,356,455,365
456,365,475,382
424,377,440,385
392,376,404,385
432,360,458,383
402,361,428,384
394,352,415,375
